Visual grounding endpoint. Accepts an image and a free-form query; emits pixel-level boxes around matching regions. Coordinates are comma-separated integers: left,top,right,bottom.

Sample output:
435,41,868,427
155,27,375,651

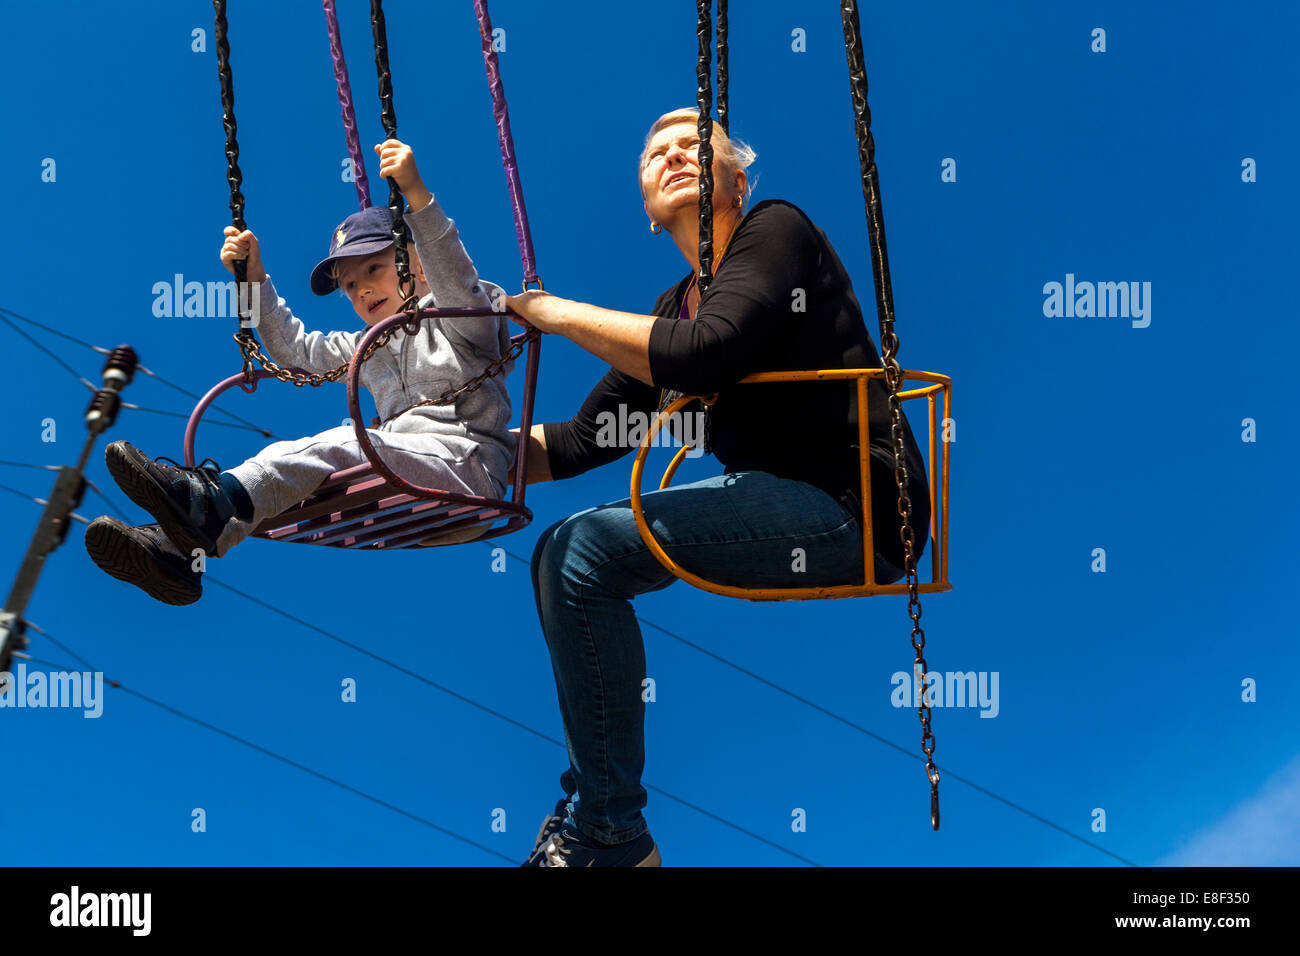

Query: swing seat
183,307,539,550
249,459,514,549
201,0,543,550
629,367,952,601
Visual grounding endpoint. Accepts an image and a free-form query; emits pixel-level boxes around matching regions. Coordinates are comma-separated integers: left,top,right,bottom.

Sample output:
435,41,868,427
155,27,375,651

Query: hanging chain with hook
840,0,938,829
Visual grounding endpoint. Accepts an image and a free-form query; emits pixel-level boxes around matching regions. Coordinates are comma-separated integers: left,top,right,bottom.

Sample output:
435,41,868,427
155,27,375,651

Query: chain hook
399,292,422,336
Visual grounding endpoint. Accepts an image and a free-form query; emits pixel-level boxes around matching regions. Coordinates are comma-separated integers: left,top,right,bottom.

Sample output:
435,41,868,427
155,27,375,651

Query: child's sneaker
84,516,203,605
104,441,244,559
522,814,662,867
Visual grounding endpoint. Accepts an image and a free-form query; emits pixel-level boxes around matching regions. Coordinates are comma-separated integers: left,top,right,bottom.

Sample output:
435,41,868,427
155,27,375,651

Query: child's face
335,248,429,326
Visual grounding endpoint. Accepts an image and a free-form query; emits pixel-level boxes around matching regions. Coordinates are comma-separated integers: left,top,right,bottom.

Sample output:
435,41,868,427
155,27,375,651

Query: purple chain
473,0,538,285
323,0,372,210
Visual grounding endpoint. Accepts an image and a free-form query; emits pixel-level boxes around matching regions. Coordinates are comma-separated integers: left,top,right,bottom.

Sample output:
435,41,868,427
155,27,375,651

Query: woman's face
640,121,744,227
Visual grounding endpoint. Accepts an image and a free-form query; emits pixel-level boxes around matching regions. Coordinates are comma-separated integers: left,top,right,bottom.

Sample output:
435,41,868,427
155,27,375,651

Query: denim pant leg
530,469,905,846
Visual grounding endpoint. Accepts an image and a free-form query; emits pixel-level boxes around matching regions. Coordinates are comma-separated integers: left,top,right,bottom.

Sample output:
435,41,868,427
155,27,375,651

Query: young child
84,139,516,605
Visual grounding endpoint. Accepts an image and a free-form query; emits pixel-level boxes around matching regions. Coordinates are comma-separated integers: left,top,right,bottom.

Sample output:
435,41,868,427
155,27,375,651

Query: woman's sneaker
522,814,662,867
84,516,203,605
521,795,573,866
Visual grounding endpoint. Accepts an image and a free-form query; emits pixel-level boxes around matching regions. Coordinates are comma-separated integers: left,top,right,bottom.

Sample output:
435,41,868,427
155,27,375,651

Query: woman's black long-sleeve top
542,199,931,571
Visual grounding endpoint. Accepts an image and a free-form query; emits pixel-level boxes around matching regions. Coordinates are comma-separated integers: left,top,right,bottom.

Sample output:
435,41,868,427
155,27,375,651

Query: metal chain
232,321,402,389
656,388,716,456
384,329,534,420
212,0,417,389
213,0,256,375
840,0,938,830
660,2,730,455
234,322,532,421
695,0,716,293
213,0,260,382
369,0,417,315
716,0,729,135
211,1,523,424
212,0,245,235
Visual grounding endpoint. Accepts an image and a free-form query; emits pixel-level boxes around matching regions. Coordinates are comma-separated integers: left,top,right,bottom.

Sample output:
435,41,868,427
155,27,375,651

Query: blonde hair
328,245,424,297
639,108,757,205
329,257,365,299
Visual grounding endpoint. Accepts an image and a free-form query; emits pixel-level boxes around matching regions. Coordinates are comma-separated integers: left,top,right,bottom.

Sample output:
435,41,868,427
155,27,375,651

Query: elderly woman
505,108,931,867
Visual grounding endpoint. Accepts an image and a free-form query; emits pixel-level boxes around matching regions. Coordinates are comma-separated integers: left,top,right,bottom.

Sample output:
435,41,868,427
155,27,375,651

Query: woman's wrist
508,291,568,334
539,296,570,334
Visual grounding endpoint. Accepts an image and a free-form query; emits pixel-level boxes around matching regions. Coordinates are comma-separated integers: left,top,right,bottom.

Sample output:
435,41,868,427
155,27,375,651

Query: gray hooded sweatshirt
248,196,517,491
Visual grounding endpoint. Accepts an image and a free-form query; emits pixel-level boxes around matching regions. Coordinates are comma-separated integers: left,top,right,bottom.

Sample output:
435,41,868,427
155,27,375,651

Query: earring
650,222,662,234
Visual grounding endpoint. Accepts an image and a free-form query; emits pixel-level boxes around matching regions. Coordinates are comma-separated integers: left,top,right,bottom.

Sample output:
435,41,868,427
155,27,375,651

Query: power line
0,462,149,525
117,401,276,435
200,574,821,864
0,299,1133,863
22,615,818,866
81,478,132,523
1,474,820,861
0,460,61,473
0,312,93,392
0,304,278,438
0,462,1136,865
1,476,1138,866
18,643,518,865
0,481,90,524
483,542,1141,867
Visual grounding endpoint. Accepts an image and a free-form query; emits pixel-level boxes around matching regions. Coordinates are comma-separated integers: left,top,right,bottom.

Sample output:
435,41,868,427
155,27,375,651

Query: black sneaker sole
105,441,215,558
84,517,202,606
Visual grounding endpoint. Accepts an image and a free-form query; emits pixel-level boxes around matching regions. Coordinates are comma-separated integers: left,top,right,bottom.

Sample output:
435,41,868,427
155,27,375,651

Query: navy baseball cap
310,206,414,295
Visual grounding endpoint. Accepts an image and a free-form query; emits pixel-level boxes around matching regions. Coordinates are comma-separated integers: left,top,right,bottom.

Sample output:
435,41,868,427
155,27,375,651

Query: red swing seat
197,0,543,550
182,308,539,550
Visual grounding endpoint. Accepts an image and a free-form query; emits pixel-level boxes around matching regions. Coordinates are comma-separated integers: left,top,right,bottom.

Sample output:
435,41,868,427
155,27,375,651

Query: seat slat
379,509,507,549
253,476,392,533
269,491,461,542
272,499,423,543
305,498,478,547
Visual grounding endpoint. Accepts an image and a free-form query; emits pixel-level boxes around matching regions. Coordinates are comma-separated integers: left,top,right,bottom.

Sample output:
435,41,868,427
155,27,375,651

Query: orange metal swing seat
629,367,952,601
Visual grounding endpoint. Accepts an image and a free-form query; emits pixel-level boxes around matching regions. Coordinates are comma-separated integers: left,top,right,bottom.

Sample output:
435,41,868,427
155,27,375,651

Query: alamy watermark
50,886,150,935
595,403,706,457
152,273,260,325
891,665,999,718
0,663,104,718
1043,273,1151,328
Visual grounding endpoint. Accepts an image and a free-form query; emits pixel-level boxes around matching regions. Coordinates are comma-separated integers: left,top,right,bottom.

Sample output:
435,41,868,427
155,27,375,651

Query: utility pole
0,346,138,683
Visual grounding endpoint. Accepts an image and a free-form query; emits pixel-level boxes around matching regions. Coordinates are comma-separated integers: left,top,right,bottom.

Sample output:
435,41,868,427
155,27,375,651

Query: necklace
679,214,740,319
657,213,744,453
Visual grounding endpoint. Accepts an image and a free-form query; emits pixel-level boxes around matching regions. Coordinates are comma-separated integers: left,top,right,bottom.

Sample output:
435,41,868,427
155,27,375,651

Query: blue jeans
529,470,909,845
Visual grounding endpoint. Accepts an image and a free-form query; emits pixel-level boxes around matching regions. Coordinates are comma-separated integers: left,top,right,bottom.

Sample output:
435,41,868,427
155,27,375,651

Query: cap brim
309,238,396,295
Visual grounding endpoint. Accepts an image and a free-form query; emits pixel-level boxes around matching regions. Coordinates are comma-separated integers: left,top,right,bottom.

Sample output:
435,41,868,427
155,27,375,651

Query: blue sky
1,0,1296,866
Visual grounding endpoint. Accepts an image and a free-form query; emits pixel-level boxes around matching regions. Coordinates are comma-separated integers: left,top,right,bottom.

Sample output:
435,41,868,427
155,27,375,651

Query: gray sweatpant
213,424,506,556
